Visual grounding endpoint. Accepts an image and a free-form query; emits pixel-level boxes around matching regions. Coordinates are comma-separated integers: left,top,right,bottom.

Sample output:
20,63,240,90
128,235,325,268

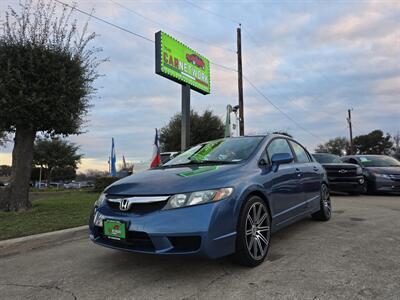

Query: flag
110,138,117,177
122,155,127,169
150,129,161,168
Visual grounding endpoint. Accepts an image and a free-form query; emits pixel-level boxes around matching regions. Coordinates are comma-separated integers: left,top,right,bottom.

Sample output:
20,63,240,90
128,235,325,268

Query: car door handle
313,166,319,172
295,168,302,177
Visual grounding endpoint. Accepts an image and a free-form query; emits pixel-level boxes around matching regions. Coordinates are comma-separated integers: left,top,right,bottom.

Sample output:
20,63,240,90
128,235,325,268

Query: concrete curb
0,225,89,258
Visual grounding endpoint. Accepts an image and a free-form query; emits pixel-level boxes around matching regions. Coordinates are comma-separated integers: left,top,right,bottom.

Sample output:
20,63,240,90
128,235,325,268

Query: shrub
94,177,119,193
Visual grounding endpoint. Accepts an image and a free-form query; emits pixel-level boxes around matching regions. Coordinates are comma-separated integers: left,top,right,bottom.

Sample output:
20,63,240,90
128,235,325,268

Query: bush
94,177,119,192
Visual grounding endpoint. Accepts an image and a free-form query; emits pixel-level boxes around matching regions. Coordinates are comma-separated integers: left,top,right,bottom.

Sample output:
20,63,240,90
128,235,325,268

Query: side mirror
271,152,294,172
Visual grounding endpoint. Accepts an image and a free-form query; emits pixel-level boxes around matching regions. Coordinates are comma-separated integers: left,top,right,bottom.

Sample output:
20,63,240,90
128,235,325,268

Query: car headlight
356,166,363,175
164,187,234,210
94,193,107,207
374,173,391,179
93,211,106,227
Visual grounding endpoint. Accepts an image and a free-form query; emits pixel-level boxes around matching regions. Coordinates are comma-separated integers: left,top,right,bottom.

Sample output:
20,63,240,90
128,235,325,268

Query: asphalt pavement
1,195,400,300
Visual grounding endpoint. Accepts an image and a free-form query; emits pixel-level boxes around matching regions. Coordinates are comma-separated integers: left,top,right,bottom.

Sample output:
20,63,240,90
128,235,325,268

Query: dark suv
313,153,364,195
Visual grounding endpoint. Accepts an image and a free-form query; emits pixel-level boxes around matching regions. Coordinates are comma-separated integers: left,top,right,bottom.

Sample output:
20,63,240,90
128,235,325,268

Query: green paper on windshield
179,166,219,177
360,157,371,163
190,140,222,162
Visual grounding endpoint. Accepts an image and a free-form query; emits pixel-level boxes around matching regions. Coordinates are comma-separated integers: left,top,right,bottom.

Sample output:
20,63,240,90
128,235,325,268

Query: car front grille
389,174,400,181
106,199,167,214
325,168,357,177
95,226,155,250
105,194,169,214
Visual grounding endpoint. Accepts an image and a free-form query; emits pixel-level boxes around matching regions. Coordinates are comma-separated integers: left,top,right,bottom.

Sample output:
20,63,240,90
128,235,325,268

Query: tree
0,132,9,147
0,165,12,177
315,137,350,156
159,110,224,151
353,130,393,155
0,0,102,211
83,169,109,180
32,138,82,183
393,132,400,160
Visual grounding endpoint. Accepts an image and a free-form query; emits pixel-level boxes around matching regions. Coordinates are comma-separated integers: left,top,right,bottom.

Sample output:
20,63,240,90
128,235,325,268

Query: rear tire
312,183,331,221
234,196,271,267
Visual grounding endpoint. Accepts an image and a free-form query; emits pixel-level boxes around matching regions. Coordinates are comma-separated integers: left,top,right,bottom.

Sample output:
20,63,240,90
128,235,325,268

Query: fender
233,184,271,220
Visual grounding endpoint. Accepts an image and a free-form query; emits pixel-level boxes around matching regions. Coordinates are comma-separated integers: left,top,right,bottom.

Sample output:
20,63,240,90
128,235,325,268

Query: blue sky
1,0,399,171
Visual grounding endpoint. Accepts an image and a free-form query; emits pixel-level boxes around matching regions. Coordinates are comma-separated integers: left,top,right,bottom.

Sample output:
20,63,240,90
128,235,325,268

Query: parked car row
313,153,400,194
31,180,94,189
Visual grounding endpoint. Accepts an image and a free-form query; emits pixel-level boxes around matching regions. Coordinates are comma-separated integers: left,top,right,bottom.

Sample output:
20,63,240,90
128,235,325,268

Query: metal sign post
181,85,191,151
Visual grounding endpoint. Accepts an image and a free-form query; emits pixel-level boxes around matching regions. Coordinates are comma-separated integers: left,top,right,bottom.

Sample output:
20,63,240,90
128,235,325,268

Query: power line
182,0,240,25
110,0,236,53
55,0,322,141
184,0,334,115
243,75,323,141
55,0,237,72
54,0,154,43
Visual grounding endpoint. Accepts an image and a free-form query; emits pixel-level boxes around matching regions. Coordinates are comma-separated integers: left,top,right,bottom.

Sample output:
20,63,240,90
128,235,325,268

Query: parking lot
1,194,399,299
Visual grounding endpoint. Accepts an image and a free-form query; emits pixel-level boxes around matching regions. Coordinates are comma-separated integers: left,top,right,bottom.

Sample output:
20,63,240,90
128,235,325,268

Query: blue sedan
89,134,331,267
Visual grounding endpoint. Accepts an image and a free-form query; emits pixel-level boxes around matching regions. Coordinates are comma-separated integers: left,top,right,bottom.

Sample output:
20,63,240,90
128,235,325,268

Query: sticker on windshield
359,157,371,162
178,166,219,177
190,141,222,162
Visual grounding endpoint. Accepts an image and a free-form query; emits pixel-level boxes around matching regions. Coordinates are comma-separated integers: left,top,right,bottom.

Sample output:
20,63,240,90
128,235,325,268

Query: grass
0,191,98,241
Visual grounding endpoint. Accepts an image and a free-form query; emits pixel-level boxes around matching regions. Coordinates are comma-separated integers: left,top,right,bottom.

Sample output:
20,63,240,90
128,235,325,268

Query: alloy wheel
245,202,270,260
322,184,331,216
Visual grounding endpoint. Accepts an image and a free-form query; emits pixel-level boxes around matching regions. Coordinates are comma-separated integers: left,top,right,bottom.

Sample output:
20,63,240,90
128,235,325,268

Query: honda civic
89,134,331,267
341,154,400,194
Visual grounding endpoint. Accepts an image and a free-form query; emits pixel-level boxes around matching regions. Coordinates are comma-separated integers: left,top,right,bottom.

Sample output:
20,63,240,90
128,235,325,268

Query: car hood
365,166,400,174
105,164,243,196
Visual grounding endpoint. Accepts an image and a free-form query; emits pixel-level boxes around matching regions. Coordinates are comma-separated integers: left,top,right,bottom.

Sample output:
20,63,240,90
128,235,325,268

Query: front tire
234,196,271,267
312,183,331,221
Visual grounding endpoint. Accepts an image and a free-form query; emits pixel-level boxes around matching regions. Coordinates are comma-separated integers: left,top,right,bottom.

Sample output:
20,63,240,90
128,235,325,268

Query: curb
0,225,89,258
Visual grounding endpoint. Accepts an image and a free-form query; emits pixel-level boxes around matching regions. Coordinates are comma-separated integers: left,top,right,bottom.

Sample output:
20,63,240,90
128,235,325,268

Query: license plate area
103,220,126,240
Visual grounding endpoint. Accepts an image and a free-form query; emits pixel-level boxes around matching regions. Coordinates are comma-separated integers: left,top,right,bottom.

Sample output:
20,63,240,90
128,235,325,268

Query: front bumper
327,176,364,193
374,178,400,193
89,199,237,259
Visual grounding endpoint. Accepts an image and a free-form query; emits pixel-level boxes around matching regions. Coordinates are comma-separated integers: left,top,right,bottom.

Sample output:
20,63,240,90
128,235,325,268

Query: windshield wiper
188,158,237,164
159,161,200,168
203,160,237,164
160,159,238,168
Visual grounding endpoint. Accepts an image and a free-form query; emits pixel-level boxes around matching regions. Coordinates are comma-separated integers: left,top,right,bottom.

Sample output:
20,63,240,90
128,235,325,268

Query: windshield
357,155,400,167
313,153,342,164
164,137,264,166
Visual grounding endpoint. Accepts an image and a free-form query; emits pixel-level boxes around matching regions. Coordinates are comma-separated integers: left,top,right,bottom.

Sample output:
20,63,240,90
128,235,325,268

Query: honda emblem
119,199,130,211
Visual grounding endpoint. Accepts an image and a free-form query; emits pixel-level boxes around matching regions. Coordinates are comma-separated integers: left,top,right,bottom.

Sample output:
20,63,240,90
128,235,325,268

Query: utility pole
347,109,353,154
237,25,244,136
181,84,191,151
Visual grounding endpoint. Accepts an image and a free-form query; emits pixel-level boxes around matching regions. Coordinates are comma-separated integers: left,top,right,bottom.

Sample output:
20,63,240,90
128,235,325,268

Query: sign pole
181,84,191,151
237,26,244,136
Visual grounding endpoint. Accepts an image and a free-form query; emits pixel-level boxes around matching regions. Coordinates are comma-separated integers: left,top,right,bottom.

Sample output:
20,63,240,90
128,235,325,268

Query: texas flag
150,128,161,168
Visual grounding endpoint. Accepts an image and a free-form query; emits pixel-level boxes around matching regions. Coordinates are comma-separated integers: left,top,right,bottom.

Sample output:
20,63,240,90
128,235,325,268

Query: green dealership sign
155,31,211,94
